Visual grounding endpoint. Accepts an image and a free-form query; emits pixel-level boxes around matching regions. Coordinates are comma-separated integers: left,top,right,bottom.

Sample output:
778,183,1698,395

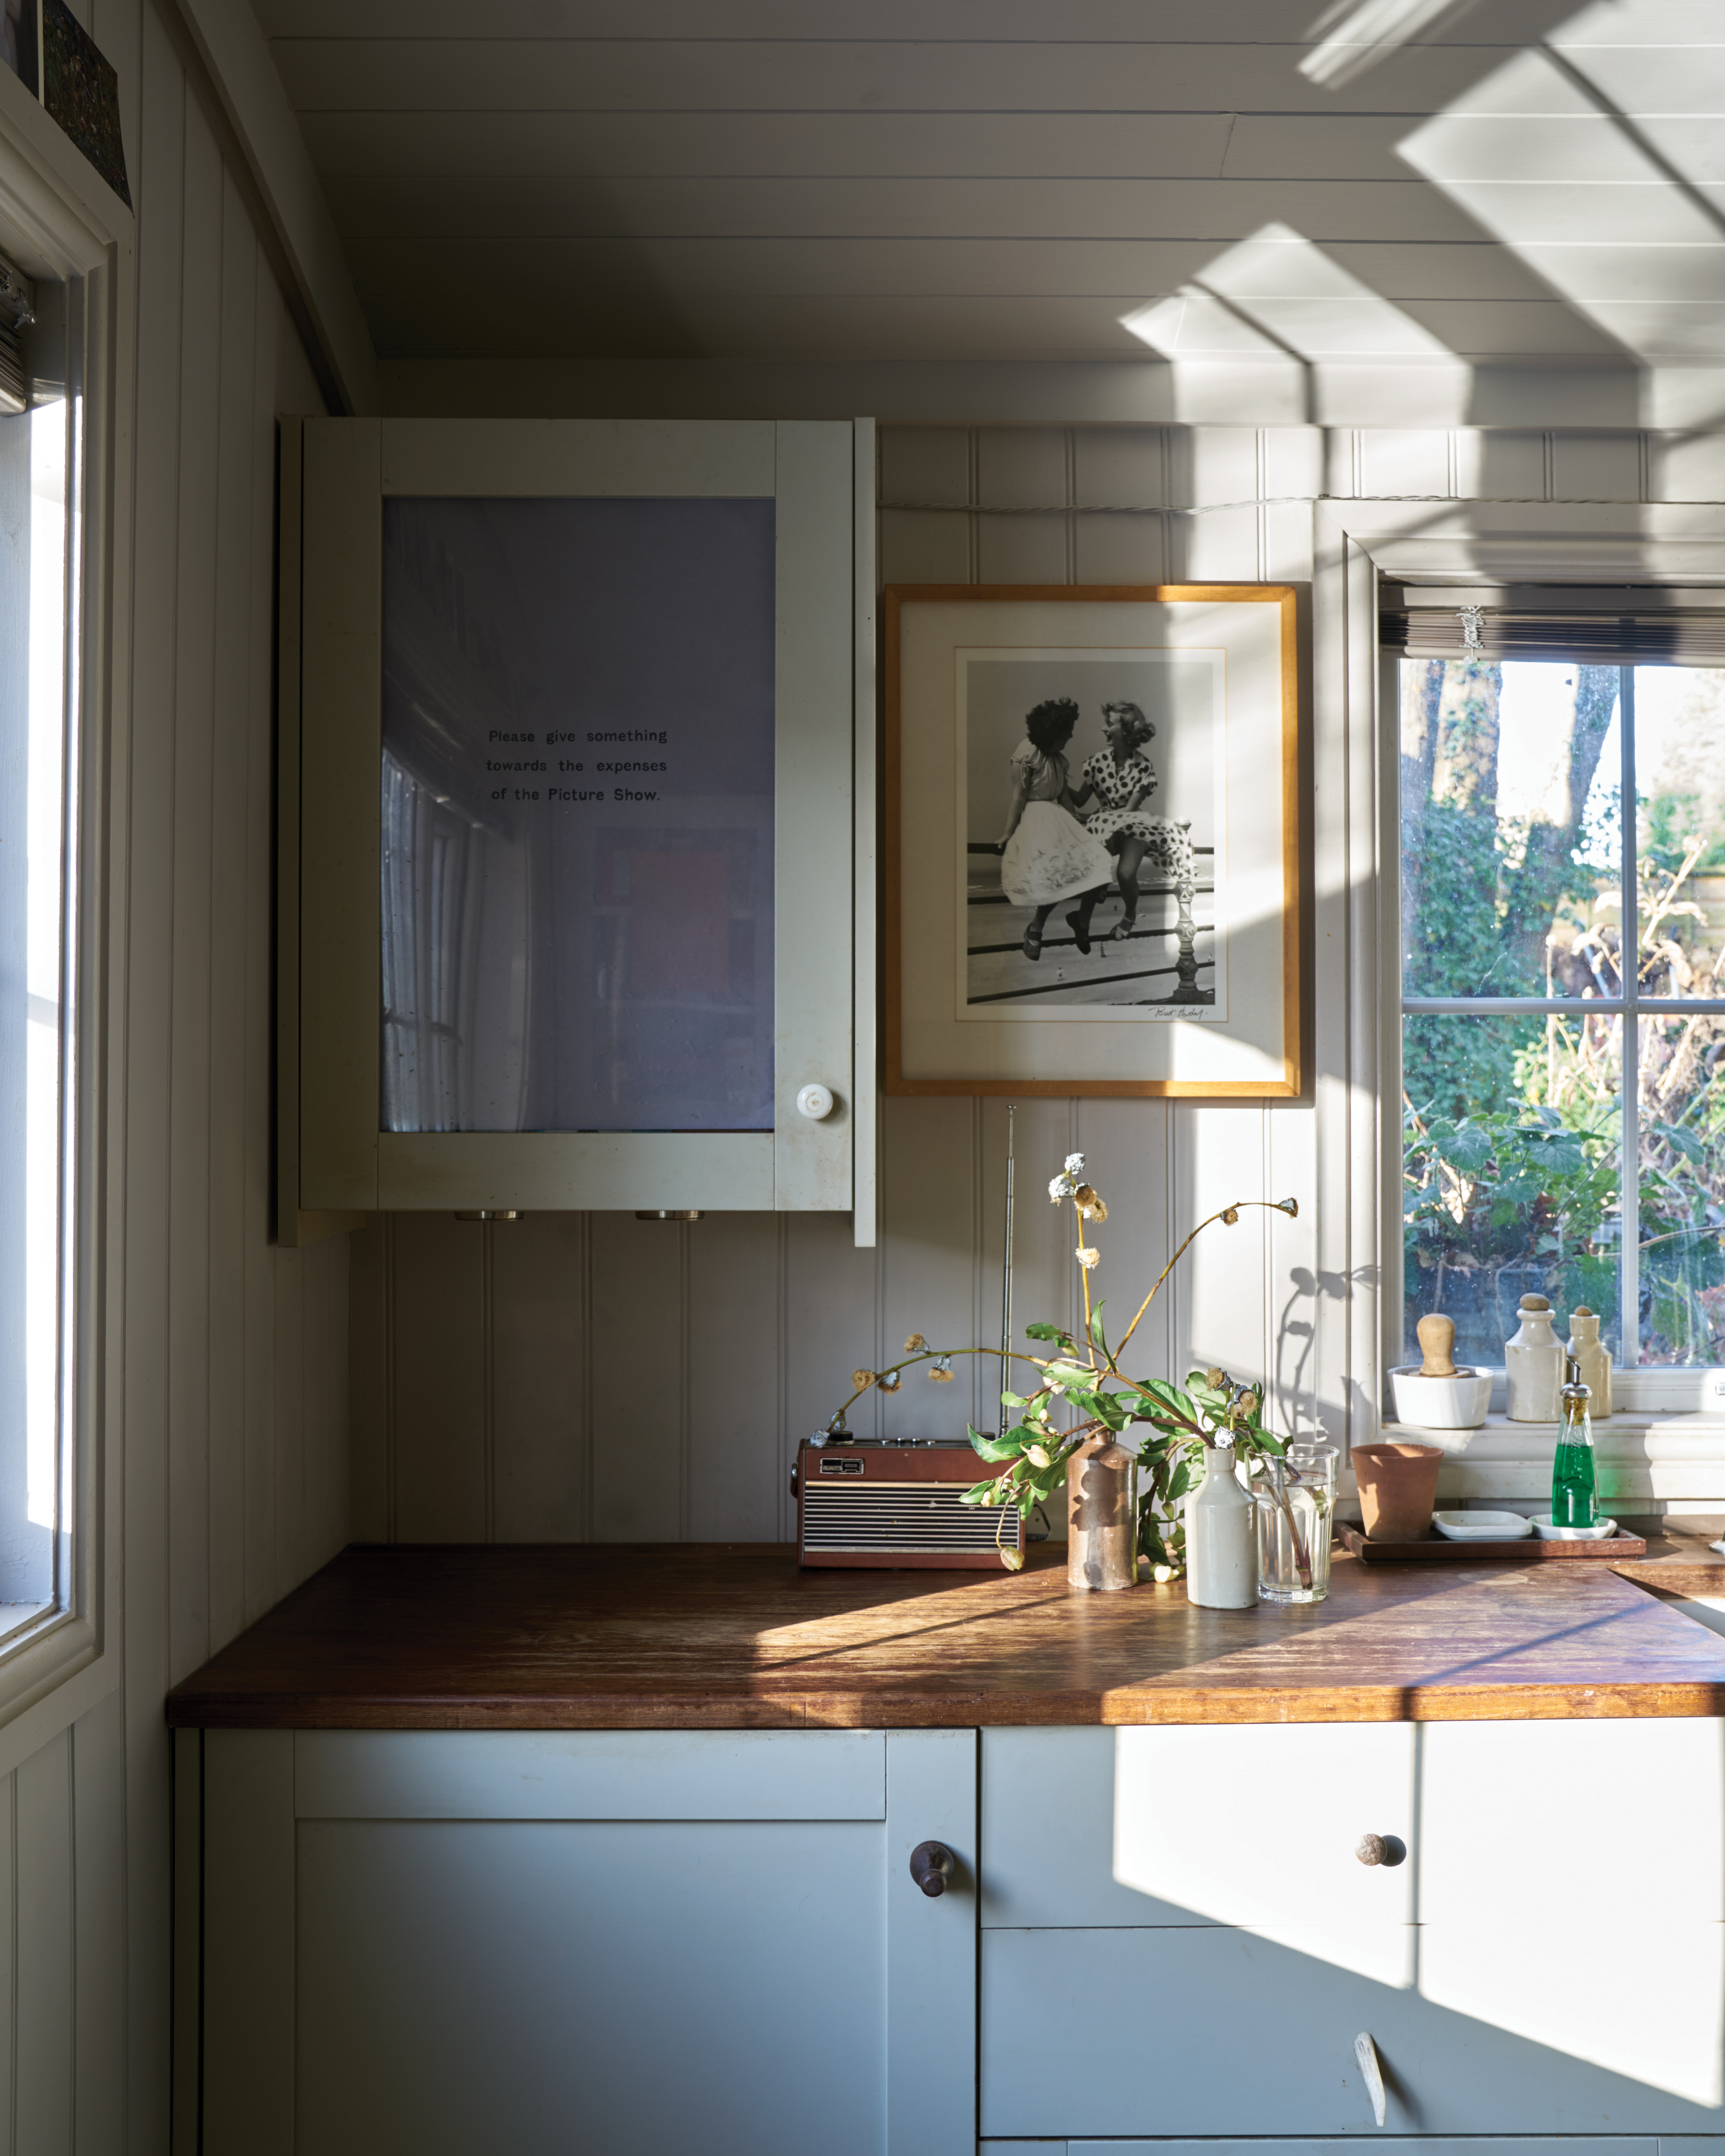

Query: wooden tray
1337,1522,1647,1564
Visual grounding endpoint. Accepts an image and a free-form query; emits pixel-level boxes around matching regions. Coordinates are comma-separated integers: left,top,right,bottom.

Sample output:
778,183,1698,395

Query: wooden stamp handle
1416,1313,1457,1377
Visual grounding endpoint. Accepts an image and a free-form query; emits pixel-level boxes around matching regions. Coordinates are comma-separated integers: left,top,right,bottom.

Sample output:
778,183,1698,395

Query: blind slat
1384,609,1725,663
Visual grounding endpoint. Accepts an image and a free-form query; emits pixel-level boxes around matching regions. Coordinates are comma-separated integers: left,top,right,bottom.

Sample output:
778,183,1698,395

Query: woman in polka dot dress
1068,701,1193,942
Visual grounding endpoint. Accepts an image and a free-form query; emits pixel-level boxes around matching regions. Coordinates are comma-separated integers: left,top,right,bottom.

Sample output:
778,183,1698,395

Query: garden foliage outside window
1401,649,1725,1371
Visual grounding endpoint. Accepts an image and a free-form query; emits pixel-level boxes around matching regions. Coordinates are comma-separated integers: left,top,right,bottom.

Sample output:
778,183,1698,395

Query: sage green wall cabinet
278,418,877,1240
181,1726,974,2156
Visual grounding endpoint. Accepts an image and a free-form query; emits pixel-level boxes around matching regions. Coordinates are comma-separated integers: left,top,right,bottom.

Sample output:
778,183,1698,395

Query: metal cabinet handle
909,1841,955,1897
1356,1832,1406,1867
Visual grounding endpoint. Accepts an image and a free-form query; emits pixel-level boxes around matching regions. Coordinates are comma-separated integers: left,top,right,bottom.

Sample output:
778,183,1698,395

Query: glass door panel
380,496,776,1134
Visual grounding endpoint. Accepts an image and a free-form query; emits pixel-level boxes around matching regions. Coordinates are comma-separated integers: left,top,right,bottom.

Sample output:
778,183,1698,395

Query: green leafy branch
825,1159,1299,1572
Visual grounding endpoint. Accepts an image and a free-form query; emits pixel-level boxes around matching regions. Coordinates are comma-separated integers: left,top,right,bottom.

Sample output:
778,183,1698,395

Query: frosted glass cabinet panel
379,496,776,1135
283,419,874,1233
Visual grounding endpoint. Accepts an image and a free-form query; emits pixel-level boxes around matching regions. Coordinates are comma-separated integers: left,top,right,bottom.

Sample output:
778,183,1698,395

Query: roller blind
1382,584,1725,664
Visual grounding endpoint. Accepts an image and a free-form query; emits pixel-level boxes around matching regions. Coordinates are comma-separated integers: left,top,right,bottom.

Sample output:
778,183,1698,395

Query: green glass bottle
1551,1357,1596,1529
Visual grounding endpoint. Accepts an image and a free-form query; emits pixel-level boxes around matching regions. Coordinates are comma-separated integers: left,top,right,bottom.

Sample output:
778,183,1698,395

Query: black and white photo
958,651,1224,1016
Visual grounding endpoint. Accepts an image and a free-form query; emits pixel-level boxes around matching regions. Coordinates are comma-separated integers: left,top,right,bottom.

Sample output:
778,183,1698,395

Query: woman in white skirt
996,698,1115,960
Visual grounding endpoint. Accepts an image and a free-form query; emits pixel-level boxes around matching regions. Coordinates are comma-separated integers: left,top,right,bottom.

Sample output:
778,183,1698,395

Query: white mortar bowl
1388,1366,1492,1430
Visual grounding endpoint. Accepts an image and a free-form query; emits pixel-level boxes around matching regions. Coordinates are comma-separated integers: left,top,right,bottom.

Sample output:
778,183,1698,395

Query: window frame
1398,654,1725,1379
0,62,130,1753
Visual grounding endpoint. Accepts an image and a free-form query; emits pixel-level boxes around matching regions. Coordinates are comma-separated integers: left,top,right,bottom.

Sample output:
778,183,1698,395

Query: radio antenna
998,1104,1016,1439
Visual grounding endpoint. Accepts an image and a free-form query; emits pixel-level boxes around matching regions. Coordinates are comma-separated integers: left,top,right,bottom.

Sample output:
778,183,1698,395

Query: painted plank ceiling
252,0,1725,371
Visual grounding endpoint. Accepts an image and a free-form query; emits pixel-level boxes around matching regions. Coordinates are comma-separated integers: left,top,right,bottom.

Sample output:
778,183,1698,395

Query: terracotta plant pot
1352,1442,1443,1542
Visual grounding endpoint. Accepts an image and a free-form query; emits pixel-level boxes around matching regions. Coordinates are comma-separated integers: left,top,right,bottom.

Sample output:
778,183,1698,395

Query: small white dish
1530,1514,1618,1541
1433,1510,1532,1541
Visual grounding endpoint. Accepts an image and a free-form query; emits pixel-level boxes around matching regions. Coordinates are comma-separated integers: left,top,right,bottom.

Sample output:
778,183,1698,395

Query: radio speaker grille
801,1481,1021,1554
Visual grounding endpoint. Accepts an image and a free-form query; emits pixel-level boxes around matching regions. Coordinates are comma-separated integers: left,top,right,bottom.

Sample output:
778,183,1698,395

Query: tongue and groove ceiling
254,1,1725,378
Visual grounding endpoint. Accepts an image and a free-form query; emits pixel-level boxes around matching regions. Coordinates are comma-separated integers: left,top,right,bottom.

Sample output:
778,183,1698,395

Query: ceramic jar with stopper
1505,1293,1566,1422
1566,1305,1613,1419
1387,1312,1492,1429
1182,1436,1256,1608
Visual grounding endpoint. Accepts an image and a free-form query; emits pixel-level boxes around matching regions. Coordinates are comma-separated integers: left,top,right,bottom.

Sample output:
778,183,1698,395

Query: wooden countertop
164,1520,1725,1731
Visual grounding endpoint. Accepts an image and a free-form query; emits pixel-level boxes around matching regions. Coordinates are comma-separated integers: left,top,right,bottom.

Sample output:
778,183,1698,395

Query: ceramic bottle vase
1067,1434,1137,1591
1183,1442,1256,1607
1505,1294,1566,1421
1566,1306,1613,1419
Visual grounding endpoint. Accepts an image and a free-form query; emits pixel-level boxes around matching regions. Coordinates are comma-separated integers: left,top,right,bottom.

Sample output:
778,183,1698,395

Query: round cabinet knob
909,1841,955,1897
1355,1832,1406,1868
796,1083,835,1121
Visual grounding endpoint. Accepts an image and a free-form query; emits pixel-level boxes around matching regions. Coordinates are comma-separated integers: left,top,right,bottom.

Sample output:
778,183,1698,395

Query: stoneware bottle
1566,1305,1613,1419
1066,1433,1137,1591
1183,1441,1256,1608
1505,1293,1565,1422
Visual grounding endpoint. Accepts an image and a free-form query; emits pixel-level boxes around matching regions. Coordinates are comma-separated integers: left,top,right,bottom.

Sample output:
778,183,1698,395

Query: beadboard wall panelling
353,414,1725,1548
4,3,352,2151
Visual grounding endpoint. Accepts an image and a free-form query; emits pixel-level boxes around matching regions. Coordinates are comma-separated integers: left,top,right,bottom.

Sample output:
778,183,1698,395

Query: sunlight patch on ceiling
1301,0,1481,87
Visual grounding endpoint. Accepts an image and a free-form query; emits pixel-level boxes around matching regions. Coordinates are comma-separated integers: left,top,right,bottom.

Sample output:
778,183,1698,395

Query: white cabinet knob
796,1083,835,1121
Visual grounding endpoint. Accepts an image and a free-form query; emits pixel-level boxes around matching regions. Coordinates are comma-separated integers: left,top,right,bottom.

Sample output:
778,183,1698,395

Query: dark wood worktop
164,1519,1725,1731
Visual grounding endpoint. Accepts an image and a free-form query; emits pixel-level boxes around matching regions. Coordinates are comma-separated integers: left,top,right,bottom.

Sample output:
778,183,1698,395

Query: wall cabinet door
280,416,876,1234
183,1726,972,2156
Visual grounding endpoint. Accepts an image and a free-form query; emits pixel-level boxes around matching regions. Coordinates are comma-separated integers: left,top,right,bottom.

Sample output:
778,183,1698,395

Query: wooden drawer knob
909,1840,955,1897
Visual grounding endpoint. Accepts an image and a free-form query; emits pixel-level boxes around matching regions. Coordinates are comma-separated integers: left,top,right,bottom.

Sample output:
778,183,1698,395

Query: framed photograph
883,584,1302,1097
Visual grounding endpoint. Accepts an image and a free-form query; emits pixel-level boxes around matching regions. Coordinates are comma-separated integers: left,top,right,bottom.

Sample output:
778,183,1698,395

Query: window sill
1376,1409,1725,1507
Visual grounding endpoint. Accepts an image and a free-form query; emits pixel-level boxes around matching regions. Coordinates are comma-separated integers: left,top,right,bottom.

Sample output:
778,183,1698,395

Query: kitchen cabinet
277,417,876,1235
181,1726,974,2156
167,1539,1725,2156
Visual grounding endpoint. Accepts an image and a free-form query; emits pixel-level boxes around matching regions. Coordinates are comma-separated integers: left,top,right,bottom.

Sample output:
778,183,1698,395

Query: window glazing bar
1620,663,1640,1368
1403,996,1725,1016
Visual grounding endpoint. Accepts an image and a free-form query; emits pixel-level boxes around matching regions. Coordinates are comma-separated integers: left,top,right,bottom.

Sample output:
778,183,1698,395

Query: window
1399,633,1725,1376
0,257,79,1655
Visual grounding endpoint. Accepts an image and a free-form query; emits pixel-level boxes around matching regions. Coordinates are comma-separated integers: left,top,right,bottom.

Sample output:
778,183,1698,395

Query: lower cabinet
979,1722,1725,2143
179,1726,976,2156
180,1716,1725,2154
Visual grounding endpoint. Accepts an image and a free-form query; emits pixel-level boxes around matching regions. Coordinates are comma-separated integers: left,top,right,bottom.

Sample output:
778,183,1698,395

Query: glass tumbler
1252,1442,1337,1605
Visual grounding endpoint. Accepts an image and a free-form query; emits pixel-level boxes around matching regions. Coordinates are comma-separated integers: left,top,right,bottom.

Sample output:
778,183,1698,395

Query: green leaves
1088,1301,1110,1356
967,1426,1024,1463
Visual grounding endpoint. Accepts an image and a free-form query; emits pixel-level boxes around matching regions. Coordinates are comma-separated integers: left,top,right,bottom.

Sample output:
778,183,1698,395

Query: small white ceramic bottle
1183,1439,1256,1608
1505,1293,1565,1422
1566,1305,1613,1419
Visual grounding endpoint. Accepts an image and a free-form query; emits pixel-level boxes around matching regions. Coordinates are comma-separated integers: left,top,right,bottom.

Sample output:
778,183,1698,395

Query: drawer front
984,1725,1414,1976
1419,1718,1725,1922
981,1926,1725,2139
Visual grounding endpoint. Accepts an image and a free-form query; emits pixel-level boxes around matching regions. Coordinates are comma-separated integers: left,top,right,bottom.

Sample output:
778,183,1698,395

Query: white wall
0,5,351,2151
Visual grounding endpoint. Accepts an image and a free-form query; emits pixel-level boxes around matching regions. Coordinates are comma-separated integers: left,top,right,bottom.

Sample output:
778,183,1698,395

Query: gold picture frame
883,583,1303,1098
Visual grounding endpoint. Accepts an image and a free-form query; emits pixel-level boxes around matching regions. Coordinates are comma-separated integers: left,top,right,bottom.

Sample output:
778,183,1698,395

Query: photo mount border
881,582,1304,1099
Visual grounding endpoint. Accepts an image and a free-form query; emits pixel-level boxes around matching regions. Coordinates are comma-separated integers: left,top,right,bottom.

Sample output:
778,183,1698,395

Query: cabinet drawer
1418,1718,1725,1921
983,1724,1414,1973
982,1926,1725,2139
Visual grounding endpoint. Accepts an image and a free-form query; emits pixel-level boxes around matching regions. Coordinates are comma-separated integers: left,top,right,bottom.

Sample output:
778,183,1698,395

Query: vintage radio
791,1438,1025,1568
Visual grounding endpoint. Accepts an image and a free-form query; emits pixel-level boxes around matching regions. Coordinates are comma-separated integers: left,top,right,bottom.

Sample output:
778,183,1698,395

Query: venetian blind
1383,585,1725,664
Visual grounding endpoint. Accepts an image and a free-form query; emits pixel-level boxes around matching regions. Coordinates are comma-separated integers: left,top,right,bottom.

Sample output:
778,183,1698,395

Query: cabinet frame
277,417,876,1240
